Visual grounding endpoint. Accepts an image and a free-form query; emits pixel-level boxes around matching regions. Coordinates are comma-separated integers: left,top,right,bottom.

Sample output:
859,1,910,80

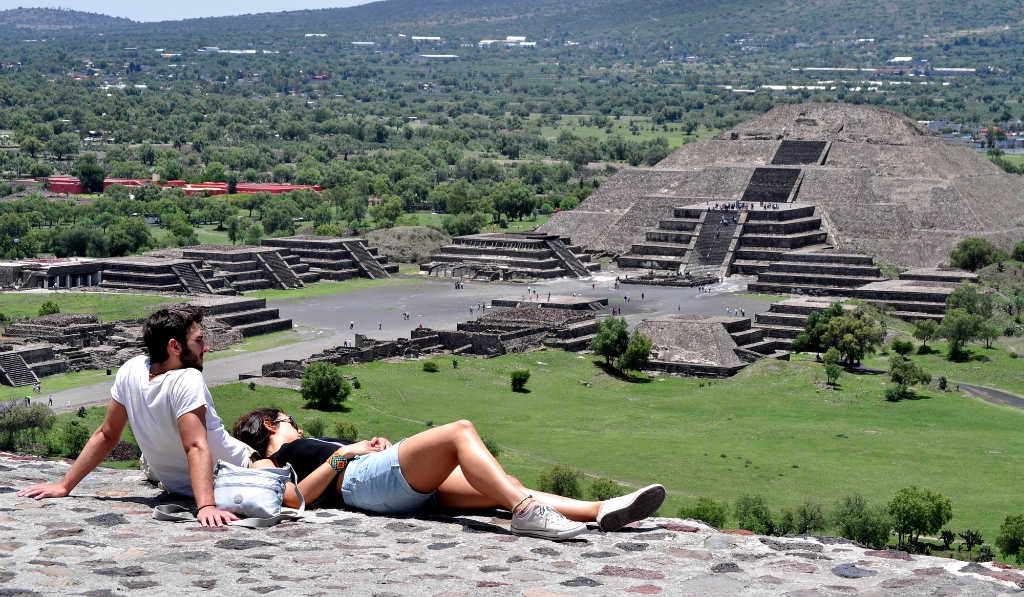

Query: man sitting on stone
18,306,250,527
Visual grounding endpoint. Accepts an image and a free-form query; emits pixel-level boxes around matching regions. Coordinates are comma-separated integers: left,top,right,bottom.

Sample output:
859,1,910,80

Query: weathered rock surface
0,455,1019,596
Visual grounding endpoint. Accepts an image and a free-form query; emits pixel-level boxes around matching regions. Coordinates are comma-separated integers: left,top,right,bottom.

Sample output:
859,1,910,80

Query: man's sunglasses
272,416,298,430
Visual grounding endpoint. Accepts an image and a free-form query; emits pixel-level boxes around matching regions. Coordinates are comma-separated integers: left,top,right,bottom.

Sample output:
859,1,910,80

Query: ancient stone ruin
635,315,790,378
422,232,600,280
0,296,290,386
540,104,1015,319
256,301,602,379
0,237,395,293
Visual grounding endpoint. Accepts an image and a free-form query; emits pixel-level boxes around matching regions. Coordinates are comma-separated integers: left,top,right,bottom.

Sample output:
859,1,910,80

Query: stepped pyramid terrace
538,104,1009,319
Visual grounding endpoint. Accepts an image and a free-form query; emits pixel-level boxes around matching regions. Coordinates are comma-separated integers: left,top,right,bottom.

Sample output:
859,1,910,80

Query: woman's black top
268,437,354,507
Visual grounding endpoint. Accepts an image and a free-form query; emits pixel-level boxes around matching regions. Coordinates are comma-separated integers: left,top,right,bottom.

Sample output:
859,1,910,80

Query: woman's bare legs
398,420,600,520
434,467,600,522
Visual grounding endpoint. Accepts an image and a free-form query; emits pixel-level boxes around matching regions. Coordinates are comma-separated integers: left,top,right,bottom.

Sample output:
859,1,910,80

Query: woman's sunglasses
272,416,298,430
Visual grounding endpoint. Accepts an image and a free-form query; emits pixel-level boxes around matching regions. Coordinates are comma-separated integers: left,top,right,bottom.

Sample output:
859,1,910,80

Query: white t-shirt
112,355,249,497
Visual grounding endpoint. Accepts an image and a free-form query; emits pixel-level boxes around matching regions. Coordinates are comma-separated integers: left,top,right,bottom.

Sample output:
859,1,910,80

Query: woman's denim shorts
340,441,435,514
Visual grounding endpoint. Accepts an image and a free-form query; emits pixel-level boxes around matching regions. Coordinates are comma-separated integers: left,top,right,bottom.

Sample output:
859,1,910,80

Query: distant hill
142,0,1024,43
0,7,134,30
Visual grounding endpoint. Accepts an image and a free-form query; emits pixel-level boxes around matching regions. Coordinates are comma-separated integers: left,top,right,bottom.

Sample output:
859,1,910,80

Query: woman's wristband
329,450,348,471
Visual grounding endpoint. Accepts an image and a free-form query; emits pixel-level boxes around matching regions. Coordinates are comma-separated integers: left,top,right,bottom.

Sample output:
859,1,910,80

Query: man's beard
181,343,204,372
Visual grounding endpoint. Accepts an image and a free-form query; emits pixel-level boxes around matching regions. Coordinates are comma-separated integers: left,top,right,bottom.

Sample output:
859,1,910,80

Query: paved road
957,382,1024,410
47,272,773,410
273,271,772,342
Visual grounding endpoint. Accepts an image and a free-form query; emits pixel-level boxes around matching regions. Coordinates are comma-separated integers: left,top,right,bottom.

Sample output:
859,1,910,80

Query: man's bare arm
18,399,127,500
177,406,238,527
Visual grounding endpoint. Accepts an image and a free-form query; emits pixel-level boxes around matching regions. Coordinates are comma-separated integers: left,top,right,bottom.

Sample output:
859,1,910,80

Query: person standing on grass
18,306,251,528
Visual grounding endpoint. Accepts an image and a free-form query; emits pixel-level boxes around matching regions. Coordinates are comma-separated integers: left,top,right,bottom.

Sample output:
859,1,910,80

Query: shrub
888,486,953,545
959,529,983,552
588,477,627,501
315,223,344,237
977,544,994,562
510,369,530,391
677,497,729,529
61,420,90,457
940,529,956,550
618,331,652,372
352,378,361,389
422,361,439,373
38,300,60,317
791,499,829,534
890,338,914,356
949,237,1008,272
300,362,351,408
536,463,583,499
332,418,358,440
884,384,904,402
888,355,931,398
1013,240,1024,262
480,436,502,458
996,514,1024,564
734,493,775,535
831,494,893,549
76,406,87,418
938,376,948,390
304,416,326,438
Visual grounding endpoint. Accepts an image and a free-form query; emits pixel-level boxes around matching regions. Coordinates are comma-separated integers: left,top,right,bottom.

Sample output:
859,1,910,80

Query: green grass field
0,292,182,321
56,341,1024,548
204,328,311,361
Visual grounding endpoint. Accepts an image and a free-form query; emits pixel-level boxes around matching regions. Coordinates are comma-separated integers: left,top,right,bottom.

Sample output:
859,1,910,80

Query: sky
0,0,374,22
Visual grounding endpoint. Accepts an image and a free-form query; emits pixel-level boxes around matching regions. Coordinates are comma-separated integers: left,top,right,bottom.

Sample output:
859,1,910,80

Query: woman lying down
233,409,666,541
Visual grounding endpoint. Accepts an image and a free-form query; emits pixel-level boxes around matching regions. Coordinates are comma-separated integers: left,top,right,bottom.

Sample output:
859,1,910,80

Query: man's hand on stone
197,506,239,527
17,482,70,500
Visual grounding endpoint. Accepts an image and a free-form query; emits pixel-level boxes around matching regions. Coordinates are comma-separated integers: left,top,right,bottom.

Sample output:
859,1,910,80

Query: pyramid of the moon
538,104,1024,270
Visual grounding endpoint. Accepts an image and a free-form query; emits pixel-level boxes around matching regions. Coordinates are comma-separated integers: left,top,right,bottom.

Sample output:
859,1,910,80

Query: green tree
941,308,982,359
823,346,842,386
1013,241,1024,262
887,486,953,545
995,514,1024,564
946,284,994,319
890,338,914,356
913,319,938,350
591,315,630,365
831,495,892,549
820,309,885,365
60,420,90,457
888,354,931,397
370,196,403,228
262,207,296,236
333,419,359,440
75,154,105,194
536,463,582,499
46,132,80,160
978,322,1000,349
300,362,351,408
949,237,1008,272
734,493,775,535
38,300,60,316
19,136,43,158
617,330,652,372
790,302,845,355
107,217,154,257
678,497,729,529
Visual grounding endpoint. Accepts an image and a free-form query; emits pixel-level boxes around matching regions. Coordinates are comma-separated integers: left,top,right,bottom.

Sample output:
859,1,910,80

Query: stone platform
0,455,1018,596
491,295,609,311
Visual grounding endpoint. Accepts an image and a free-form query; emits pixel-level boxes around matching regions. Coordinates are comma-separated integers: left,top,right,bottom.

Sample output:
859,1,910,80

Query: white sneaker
510,504,588,541
596,484,666,532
